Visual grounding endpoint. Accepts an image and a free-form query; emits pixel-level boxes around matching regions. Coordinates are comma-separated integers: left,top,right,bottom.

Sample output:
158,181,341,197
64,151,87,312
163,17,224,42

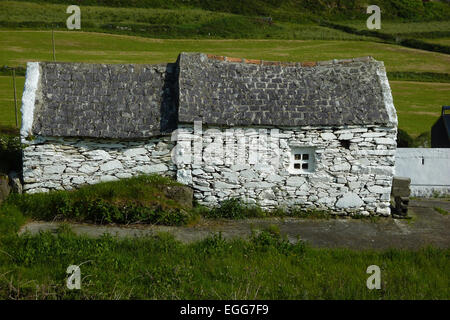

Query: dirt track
19,199,450,250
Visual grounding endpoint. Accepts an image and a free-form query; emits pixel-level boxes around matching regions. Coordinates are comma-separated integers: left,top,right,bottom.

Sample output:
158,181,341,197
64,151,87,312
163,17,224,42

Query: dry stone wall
22,136,175,193
175,124,397,216
23,123,396,216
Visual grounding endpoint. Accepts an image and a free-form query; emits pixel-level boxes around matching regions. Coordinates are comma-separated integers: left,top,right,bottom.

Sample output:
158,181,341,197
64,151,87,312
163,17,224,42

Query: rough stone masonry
20,52,398,216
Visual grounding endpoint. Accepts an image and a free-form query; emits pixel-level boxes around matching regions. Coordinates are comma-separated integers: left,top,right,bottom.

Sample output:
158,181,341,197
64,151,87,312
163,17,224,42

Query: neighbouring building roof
23,62,178,139
21,52,397,140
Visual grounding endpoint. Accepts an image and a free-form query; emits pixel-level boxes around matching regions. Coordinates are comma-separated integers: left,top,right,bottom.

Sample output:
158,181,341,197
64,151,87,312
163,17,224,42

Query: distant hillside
8,0,450,22
0,1,381,40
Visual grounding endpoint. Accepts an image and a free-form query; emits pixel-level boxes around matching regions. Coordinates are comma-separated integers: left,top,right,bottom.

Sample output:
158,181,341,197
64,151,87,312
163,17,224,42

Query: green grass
387,71,450,83
341,20,450,39
425,38,450,46
434,207,449,216
321,20,450,55
2,30,449,72
390,81,450,138
203,198,334,220
0,175,377,230
0,229,448,299
3,177,446,300
0,75,23,129
0,1,378,40
7,0,450,22
3,174,197,226
0,177,341,227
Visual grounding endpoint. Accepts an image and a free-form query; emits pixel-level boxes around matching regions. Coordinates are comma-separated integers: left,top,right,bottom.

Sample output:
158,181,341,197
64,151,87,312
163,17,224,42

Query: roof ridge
205,53,374,67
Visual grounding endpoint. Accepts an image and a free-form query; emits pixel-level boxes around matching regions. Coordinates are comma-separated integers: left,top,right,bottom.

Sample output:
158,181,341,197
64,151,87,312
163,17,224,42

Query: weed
205,198,264,220
434,207,449,216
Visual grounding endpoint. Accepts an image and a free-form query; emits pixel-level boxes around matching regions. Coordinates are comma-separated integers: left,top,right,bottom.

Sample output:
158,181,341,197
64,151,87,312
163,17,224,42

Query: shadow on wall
160,62,179,134
431,106,450,148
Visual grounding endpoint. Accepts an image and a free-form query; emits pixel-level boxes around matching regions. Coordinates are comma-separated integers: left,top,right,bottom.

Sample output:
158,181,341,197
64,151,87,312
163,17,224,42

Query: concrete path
18,199,450,250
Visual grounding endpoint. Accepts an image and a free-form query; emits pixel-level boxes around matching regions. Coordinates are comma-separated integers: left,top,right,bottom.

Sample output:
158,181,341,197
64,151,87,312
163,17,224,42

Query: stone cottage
20,52,398,216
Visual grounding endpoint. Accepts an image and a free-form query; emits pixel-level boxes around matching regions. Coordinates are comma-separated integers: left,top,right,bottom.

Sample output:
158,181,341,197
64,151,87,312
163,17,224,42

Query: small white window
289,147,315,174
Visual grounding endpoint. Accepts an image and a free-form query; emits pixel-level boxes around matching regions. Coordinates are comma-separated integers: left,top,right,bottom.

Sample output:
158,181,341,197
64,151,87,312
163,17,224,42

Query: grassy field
340,20,450,38
1,30,449,136
2,31,449,72
0,1,378,40
0,76,23,129
7,0,450,22
391,81,450,138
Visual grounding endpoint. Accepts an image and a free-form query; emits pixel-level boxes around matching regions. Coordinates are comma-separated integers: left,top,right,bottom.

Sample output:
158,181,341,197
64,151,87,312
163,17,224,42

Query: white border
376,62,398,127
20,62,40,142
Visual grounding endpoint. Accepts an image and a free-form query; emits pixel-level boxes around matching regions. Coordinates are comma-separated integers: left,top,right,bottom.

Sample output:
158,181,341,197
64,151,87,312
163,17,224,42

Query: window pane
294,163,301,169
302,154,309,160
302,163,309,169
294,154,301,160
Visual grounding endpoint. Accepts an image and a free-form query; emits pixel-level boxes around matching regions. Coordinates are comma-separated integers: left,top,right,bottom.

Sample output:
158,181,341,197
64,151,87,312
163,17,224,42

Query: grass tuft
2,174,195,227
434,207,449,216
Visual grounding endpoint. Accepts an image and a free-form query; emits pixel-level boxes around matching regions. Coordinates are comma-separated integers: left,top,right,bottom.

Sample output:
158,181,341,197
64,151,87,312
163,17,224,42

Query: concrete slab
18,199,450,250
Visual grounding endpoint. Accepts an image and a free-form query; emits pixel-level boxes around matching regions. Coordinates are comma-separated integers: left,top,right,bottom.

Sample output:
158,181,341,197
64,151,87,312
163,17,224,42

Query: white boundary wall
395,148,450,197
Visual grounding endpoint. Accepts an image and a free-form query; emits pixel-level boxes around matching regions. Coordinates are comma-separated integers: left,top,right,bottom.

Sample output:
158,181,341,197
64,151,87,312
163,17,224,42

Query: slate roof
30,62,177,139
24,53,396,139
178,53,395,127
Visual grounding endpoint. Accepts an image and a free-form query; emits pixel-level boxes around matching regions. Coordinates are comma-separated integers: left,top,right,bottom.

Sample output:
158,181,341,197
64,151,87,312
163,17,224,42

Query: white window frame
289,147,315,174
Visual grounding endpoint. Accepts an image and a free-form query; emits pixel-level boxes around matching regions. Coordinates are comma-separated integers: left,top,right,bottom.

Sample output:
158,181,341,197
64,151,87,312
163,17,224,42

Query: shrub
397,129,413,147
0,66,26,77
3,174,192,226
434,207,448,215
0,134,22,174
249,228,307,256
206,198,247,219
399,38,450,55
194,233,231,254
413,131,431,148
396,129,432,148
206,198,265,220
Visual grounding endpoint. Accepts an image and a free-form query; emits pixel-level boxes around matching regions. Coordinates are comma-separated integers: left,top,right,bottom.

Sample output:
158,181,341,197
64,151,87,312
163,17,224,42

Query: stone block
215,181,239,189
100,160,123,172
320,132,337,140
136,163,168,174
44,165,66,174
162,185,193,209
123,148,147,157
286,176,306,187
0,174,11,204
336,192,364,209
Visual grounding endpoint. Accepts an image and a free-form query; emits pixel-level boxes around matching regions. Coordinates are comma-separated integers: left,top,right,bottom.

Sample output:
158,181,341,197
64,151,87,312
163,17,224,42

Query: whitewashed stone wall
22,125,397,216
395,148,450,197
22,136,175,193
175,125,397,216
